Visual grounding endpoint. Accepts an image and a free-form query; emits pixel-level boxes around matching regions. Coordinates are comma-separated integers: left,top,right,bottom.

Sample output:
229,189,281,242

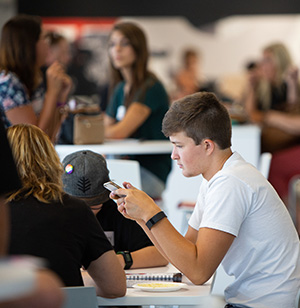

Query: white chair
295,288,300,308
210,264,235,297
288,175,300,229
258,152,272,179
106,159,141,189
62,286,98,308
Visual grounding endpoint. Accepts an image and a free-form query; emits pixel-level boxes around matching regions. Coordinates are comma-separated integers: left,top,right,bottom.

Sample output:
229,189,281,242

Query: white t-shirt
189,152,300,308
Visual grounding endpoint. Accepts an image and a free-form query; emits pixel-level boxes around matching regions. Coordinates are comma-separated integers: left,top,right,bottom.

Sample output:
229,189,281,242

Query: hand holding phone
103,181,125,198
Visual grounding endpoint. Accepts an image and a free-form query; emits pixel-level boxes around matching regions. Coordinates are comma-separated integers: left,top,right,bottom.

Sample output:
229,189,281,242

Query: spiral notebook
126,272,182,287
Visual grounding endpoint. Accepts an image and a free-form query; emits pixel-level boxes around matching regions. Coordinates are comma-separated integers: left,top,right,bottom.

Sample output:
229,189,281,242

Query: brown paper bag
73,113,104,145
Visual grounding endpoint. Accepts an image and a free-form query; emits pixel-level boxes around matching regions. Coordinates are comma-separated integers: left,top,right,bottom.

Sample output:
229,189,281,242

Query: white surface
55,139,172,162
211,264,235,297
0,261,36,302
62,287,98,308
106,159,142,189
97,264,212,306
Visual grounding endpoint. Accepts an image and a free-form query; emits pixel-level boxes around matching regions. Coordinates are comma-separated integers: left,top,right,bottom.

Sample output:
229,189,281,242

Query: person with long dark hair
104,21,171,200
0,14,72,142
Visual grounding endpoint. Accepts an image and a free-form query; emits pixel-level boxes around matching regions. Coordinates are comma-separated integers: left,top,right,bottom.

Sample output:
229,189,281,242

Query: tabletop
55,139,173,161
96,264,215,306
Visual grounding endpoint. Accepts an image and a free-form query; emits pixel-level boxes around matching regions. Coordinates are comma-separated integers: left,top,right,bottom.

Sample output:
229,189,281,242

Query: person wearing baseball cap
62,150,167,269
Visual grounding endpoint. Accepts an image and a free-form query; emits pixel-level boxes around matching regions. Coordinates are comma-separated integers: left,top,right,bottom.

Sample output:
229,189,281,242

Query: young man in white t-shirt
112,92,300,308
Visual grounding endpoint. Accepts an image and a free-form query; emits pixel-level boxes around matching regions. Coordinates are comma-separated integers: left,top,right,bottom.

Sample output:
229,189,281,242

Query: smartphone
103,181,125,198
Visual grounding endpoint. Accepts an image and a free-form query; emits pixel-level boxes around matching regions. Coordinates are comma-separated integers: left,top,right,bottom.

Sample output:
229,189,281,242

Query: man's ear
203,139,215,154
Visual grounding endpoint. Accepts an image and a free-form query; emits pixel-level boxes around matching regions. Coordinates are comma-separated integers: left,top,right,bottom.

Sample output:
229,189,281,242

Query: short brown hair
162,92,232,149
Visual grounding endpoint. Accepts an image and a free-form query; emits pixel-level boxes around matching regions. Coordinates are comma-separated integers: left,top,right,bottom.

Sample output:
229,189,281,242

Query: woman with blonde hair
245,42,299,121
244,42,300,153
6,124,126,297
105,21,171,199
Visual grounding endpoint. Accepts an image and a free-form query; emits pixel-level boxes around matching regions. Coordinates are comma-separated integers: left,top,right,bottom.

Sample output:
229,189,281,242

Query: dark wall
17,0,300,27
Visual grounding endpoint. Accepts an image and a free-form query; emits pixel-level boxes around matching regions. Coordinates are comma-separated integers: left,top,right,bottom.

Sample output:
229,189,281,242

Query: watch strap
117,251,133,269
146,211,167,230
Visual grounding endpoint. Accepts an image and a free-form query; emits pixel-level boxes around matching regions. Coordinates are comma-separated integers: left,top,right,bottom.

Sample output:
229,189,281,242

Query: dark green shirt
106,78,171,183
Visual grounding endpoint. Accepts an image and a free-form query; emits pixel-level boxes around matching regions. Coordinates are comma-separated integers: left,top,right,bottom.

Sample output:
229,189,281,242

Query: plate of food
132,282,187,292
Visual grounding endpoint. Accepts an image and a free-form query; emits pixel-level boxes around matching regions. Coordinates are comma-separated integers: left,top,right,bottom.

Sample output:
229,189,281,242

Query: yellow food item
137,283,175,288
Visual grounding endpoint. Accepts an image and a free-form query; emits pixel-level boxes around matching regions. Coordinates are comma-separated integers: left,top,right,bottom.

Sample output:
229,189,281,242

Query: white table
55,139,173,161
97,264,217,306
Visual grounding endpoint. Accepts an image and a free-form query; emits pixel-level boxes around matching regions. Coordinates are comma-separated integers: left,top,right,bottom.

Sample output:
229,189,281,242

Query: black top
0,118,21,196
258,82,288,111
9,194,113,286
96,200,153,253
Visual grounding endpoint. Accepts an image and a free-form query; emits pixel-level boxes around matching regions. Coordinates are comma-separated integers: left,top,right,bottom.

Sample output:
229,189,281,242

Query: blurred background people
104,21,171,200
45,31,72,68
6,124,126,298
245,42,299,117
173,48,202,99
62,150,168,269
0,14,72,142
243,42,300,153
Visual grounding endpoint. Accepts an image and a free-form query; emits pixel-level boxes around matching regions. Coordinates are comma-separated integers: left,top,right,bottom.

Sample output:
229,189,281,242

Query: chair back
258,152,272,179
295,288,300,308
106,159,141,189
62,286,98,308
210,264,234,297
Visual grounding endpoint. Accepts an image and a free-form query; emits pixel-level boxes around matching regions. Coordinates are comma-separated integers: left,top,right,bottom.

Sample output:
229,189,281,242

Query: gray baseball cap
62,150,110,206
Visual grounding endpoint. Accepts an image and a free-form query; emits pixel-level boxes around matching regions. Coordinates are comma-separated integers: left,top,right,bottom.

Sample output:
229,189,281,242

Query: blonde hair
259,42,293,109
263,42,292,85
6,124,64,203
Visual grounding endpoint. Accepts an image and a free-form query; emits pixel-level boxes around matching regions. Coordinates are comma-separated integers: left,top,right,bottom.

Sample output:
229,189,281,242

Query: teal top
106,78,171,183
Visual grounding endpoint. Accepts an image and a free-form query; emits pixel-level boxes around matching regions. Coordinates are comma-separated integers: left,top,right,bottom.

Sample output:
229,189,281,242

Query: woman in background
245,42,299,121
0,14,72,142
244,42,300,153
105,21,171,200
173,48,201,99
45,31,72,68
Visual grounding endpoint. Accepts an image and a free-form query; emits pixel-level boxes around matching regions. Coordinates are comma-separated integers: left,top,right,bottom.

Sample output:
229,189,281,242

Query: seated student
111,92,300,308
0,118,64,308
6,124,126,298
62,150,168,269
0,15,72,143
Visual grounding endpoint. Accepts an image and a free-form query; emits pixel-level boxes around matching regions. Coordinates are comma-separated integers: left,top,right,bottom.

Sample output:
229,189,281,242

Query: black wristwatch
117,251,133,269
146,211,167,230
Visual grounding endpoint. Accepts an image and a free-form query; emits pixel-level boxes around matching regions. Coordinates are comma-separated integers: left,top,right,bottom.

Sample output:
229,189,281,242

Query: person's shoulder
146,76,165,90
114,81,125,92
0,70,27,96
0,71,17,85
